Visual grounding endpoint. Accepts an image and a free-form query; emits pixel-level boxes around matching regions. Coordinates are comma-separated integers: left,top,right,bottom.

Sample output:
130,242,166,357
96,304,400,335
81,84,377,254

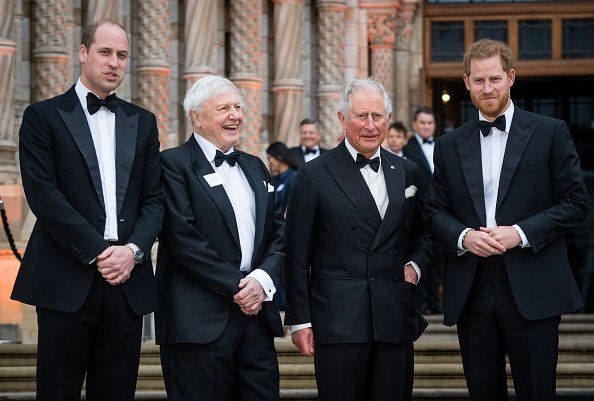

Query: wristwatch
126,243,145,264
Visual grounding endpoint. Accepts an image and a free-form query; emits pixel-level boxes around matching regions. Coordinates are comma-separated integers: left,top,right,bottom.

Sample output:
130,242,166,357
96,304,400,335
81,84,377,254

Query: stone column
367,7,397,109
394,0,418,123
316,0,346,147
86,0,119,23
136,0,171,149
32,0,73,102
230,0,262,155
271,0,304,146
0,0,17,183
181,0,218,138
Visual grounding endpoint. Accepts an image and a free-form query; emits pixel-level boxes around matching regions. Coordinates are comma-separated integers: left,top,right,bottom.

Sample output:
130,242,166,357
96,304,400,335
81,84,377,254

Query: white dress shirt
193,133,276,300
75,79,118,241
457,102,529,252
414,133,435,173
302,145,321,163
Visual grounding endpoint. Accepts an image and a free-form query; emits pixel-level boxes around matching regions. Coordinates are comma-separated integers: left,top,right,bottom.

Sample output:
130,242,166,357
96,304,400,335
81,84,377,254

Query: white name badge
204,172,225,187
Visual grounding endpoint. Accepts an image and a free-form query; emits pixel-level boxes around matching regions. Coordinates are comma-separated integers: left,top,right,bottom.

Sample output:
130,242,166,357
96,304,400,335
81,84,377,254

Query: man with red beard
427,39,589,401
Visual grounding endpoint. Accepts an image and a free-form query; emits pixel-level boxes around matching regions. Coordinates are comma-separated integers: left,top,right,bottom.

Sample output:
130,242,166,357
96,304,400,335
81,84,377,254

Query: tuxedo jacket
155,137,285,344
12,85,164,316
284,142,431,344
403,136,432,192
428,107,589,326
289,145,328,166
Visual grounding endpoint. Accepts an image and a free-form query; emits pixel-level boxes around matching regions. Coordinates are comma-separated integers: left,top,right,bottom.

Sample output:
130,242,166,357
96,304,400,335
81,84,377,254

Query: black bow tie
214,150,241,167
479,115,506,137
423,138,434,145
356,153,380,172
86,93,117,115
304,147,317,155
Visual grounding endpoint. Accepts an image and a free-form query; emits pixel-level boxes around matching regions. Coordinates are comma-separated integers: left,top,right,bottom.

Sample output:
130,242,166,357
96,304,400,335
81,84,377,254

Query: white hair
183,75,244,117
337,77,393,117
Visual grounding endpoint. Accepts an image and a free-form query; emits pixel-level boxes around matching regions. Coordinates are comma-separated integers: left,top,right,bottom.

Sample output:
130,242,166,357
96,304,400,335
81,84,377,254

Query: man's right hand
291,327,315,357
464,229,506,257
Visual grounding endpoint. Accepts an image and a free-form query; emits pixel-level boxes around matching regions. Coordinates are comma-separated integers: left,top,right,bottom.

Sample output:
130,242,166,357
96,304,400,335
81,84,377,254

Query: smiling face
464,55,515,119
386,128,407,153
412,112,436,139
79,22,129,98
191,86,243,152
339,88,391,159
299,123,320,149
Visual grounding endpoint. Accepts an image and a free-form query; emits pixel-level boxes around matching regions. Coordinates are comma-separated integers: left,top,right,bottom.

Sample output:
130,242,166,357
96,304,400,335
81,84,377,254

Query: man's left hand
234,277,266,315
97,245,135,285
404,263,418,285
480,226,522,250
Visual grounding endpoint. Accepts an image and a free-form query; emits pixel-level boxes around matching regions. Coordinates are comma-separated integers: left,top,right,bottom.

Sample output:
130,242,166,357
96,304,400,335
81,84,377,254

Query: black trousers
457,256,561,401
36,272,143,401
160,307,280,401
314,342,414,401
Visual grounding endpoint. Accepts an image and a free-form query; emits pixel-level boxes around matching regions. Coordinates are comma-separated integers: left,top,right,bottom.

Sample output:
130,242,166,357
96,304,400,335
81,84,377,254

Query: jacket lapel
407,138,432,174
496,108,535,211
237,155,267,265
57,86,104,210
456,121,487,226
187,138,241,248
371,150,404,250
326,143,382,230
114,102,138,214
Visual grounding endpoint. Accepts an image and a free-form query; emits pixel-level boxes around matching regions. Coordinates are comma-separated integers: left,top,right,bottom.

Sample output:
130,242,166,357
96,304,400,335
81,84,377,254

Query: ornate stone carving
230,0,261,154
137,0,171,148
86,0,118,23
368,12,396,46
183,0,217,81
367,9,397,108
394,0,419,122
395,0,418,50
316,0,346,147
272,0,304,144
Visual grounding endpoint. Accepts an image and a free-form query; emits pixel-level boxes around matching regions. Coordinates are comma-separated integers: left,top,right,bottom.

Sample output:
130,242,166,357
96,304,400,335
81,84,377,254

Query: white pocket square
267,183,275,193
405,185,417,198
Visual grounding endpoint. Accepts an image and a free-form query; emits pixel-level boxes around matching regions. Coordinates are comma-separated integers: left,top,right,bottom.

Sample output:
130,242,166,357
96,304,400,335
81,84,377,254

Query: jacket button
369,277,375,283
351,225,357,230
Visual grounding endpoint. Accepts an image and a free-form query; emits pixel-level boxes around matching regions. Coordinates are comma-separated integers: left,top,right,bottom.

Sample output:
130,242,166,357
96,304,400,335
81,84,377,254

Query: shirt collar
414,132,434,145
193,132,236,163
301,144,320,153
75,78,114,112
344,137,381,163
479,100,515,133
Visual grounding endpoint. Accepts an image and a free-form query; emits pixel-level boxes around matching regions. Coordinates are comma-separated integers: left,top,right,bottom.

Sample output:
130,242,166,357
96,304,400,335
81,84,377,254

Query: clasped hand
96,245,135,285
464,226,522,257
233,277,266,315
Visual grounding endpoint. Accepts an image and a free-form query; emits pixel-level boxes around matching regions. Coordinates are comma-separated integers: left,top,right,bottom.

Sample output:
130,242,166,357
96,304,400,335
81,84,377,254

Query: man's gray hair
337,77,392,117
183,75,244,117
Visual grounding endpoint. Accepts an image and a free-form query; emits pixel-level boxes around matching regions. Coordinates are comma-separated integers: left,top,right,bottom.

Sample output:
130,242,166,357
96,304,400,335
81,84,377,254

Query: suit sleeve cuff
247,269,276,301
290,323,312,334
406,261,421,281
513,224,530,248
457,228,472,256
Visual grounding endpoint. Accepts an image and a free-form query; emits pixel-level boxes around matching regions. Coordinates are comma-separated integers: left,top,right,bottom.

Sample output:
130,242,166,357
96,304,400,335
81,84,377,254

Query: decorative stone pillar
316,0,346,147
0,0,18,183
86,0,119,23
182,0,218,137
136,0,171,149
271,0,304,146
230,0,262,155
32,0,72,102
367,7,397,109
394,0,418,123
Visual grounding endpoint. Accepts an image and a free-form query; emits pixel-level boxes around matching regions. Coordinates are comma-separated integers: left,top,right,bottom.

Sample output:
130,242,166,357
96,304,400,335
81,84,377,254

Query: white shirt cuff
290,323,312,334
247,269,276,301
513,224,530,248
407,261,421,281
457,228,473,256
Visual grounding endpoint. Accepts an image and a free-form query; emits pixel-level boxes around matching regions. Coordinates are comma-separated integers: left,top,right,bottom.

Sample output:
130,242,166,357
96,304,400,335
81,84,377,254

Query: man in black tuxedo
284,77,431,401
155,75,285,401
289,118,327,166
11,20,164,401
428,39,589,401
403,107,444,314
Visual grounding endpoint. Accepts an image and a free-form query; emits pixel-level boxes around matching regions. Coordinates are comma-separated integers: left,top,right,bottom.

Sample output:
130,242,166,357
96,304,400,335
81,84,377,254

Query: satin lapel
326,143,382,230
408,139,432,174
114,103,137,214
57,89,104,210
496,110,535,211
457,122,487,226
371,150,404,250
237,155,267,264
187,138,241,248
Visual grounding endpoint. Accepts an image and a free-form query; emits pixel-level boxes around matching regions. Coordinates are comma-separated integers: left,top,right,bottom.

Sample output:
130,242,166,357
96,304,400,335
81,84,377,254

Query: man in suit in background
290,118,327,166
11,20,164,401
155,75,285,401
428,39,589,401
284,77,431,401
384,121,409,157
403,107,443,314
